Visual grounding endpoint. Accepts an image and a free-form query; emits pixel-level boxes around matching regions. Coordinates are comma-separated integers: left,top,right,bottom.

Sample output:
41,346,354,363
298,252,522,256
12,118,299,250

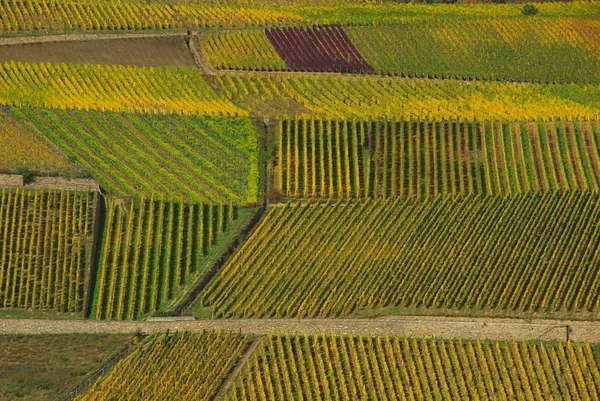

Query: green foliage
10,107,259,205
277,118,600,198
348,18,600,84
522,4,539,15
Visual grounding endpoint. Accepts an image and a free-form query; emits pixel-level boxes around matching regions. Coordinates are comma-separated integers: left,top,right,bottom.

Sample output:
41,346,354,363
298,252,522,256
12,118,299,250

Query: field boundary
157,204,267,317
52,332,147,401
212,337,263,401
0,32,183,47
3,316,600,343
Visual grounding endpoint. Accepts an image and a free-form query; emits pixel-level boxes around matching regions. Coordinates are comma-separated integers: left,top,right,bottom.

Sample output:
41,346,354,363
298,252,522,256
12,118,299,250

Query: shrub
522,4,539,15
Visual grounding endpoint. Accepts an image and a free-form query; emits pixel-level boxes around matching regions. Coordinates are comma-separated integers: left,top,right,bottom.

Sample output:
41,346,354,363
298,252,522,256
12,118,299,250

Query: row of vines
204,192,600,318
216,72,600,120
276,118,600,198
76,330,250,401
0,189,94,312
9,106,260,204
92,197,238,320
229,333,600,401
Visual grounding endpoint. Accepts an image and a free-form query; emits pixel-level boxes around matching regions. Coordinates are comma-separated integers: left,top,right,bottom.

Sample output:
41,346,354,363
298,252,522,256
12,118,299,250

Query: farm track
2,316,600,343
0,32,183,46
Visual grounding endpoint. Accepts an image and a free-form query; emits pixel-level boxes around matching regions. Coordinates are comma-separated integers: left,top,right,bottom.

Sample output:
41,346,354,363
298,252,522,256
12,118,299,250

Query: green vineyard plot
90,197,254,320
276,118,600,198
228,333,600,401
0,189,95,313
10,107,260,204
204,193,600,319
347,18,600,84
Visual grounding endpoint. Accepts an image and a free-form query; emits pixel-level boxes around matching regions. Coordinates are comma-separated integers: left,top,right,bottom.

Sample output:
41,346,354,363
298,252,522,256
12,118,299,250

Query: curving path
2,315,600,343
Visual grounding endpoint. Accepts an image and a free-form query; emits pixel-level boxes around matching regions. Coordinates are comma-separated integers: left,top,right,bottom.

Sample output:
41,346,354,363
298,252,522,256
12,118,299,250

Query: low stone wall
0,174,100,192
0,174,24,187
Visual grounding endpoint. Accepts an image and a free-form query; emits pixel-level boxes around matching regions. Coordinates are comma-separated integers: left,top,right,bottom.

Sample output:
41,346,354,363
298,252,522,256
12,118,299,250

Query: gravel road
2,315,600,342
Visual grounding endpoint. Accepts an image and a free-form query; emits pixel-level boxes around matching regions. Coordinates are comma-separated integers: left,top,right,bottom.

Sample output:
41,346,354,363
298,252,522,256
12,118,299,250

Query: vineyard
347,18,600,84
3,0,600,398
75,331,250,401
276,118,600,198
1,1,599,34
0,108,74,174
0,189,94,312
216,72,600,120
91,197,247,320
9,107,260,204
0,36,197,68
200,19,600,83
199,30,287,71
228,333,600,401
0,61,245,116
203,192,600,318
265,26,373,73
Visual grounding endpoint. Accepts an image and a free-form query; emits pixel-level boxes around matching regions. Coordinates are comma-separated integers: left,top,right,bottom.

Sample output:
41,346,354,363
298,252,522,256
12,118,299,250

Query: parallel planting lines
10,107,259,204
277,118,600,198
0,189,94,312
204,193,600,319
228,333,600,401
91,198,238,320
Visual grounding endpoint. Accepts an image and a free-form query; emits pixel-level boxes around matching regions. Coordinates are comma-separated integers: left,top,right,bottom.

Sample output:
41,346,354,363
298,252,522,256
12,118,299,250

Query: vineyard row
0,189,94,312
276,118,600,198
204,192,600,319
92,197,239,320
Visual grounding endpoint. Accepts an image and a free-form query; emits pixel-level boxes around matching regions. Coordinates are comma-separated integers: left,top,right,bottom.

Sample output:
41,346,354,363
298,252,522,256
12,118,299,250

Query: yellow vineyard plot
0,62,247,116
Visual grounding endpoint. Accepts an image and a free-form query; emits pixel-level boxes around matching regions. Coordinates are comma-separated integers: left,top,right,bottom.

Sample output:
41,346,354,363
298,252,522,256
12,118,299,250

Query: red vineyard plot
266,25,374,73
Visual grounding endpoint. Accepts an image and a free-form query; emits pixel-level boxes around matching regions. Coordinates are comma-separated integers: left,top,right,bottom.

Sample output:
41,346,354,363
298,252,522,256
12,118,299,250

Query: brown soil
0,35,195,68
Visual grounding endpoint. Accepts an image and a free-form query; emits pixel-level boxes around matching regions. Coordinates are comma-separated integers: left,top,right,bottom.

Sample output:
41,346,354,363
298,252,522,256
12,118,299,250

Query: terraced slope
0,189,95,312
228,333,600,401
10,107,259,204
204,193,600,319
276,118,600,198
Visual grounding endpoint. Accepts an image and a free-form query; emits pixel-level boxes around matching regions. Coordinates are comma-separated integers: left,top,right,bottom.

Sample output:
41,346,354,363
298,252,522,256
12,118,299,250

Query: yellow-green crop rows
0,189,94,312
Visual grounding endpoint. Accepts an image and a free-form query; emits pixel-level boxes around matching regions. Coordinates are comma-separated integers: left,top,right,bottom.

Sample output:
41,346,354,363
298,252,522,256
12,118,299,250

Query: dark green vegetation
0,334,130,401
9,107,260,204
90,197,255,320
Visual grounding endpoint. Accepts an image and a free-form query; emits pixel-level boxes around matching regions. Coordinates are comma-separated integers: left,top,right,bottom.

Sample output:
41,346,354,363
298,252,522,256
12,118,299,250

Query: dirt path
0,32,183,46
2,315,600,342
213,338,263,401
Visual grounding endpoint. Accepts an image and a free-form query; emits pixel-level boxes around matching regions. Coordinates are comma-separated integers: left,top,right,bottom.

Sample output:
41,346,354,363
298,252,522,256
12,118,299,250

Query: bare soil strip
2,316,600,343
